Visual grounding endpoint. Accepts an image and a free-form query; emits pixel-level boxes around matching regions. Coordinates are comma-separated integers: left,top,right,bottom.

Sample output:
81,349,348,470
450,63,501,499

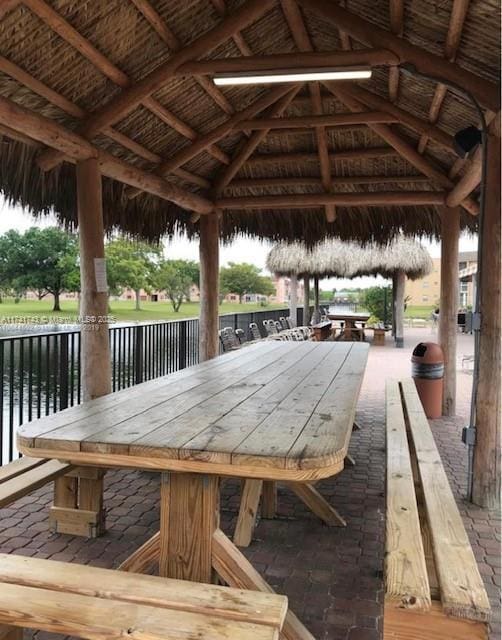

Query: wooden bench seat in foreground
0,456,72,509
0,554,287,640
385,379,491,640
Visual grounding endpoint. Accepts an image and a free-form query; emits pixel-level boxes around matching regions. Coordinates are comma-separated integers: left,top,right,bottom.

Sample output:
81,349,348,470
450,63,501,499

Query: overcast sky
0,197,478,290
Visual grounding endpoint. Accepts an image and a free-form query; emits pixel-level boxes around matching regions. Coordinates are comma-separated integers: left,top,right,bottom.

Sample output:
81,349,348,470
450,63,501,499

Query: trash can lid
411,342,444,364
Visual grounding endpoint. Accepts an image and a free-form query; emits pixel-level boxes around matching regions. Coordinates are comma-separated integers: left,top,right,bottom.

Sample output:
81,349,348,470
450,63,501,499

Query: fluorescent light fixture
213,68,372,86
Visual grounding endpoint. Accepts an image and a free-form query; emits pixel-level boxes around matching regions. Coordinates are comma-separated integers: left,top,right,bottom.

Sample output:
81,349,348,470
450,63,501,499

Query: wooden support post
394,271,405,348
472,132,501,508
391,274,397,337
159,472,219,582
438,207,460,416
76,158,112,401
312,277,321,324
303,277,310,325
199,214,220,362
50,158,110,537
0,628,22,640
289,274,298,327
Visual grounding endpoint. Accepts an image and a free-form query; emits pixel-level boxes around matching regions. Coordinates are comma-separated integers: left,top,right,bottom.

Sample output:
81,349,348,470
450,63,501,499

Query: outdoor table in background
17,341,368,607
328,312,371,341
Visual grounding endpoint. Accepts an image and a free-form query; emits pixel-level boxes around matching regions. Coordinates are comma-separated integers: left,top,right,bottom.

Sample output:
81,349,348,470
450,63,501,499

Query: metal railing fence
0,306,308,465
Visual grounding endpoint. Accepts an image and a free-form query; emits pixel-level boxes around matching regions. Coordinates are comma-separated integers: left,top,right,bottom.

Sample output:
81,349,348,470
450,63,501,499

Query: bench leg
49,467,105,537
233,479,263,547
286,482,346,527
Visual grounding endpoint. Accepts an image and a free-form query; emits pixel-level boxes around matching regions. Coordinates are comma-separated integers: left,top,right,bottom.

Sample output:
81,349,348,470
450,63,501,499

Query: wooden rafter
178,49,399,74
210,0,253,56
324,82,479,215
130,0,235,116
388,0,403,102
35,0,275,172
295,0,500,112
418,1,471,154
0,95,213,214
280,0,335,221
245,147,397,166
235,111,397,130
214,86,301,196
226,175,431,189
24,0,229,171
0,55,210,190
126,83,296,198
215,192,446,209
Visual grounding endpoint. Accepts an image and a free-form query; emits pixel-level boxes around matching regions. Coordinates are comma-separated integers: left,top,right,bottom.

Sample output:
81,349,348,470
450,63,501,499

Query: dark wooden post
472,131,501,508
199,214,220,361
76,158,111,400
394,270,405,348
312,276,321,323
303,276,310,325
289,274,298,327
438,206,460,416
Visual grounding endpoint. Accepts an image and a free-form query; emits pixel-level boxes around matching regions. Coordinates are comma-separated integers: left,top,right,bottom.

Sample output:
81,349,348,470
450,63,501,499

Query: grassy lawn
0,298,287,324
405,305,435,319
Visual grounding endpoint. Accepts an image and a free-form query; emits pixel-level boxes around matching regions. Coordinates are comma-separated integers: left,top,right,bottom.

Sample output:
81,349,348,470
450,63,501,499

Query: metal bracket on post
462,426,477,446
471,312,482,331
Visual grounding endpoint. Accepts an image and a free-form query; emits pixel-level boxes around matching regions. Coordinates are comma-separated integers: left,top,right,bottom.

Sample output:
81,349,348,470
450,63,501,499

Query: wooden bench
311,320,332,341
385,379,491,640
0,554,288,640
0,456,72,509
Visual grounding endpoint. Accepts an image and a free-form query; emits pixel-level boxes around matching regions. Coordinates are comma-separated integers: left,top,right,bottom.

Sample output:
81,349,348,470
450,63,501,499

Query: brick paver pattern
0,328,500,640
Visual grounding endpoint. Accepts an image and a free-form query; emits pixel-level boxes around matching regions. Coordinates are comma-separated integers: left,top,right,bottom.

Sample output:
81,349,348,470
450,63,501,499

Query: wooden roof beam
331,84,455,151
418,0,471,154
130,0,235,116
0,95,213,214
24,0,230,170
35,0,275,171
226,175,431,189
388,0,403,102
296,0,500,112
325,82,479,216
245,147,397,166
445,145,481,207
126,83,296,199
0,55,209,189
177,49,399,75
235,111,397,130
213,86,301,196
210,0,253,56
280,0,335,222
215,192,446,210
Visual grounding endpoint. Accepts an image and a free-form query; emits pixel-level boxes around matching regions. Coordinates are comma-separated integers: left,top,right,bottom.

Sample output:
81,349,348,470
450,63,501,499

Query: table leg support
212,528,316,640
286,482,346,527
49,467,105,537
0,627,23,640
159,472,219,582
234,479,263,547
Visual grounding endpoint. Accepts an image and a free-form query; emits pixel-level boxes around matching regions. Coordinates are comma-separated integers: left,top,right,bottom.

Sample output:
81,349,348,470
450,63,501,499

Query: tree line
0,227,275,312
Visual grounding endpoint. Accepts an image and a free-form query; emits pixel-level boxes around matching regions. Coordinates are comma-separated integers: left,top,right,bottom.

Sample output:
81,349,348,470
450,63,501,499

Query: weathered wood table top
18,341,368,482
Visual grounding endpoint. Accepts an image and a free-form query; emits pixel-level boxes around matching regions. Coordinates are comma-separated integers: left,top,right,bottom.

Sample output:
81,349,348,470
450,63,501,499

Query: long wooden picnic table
18,341,368,640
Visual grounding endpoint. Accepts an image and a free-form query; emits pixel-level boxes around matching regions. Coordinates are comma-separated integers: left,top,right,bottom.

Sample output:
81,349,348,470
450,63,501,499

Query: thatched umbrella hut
267,238,433,346
0,0,498,506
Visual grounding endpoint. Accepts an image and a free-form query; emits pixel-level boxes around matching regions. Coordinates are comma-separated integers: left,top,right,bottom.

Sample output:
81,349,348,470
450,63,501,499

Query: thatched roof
0,0,498,243
267,237,433,280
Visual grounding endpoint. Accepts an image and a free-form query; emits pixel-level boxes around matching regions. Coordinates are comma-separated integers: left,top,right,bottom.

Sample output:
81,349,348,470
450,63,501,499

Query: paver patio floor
1,327,500,640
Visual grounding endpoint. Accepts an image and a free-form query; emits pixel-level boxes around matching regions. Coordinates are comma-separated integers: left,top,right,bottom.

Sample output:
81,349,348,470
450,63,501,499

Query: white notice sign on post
94,258,108,293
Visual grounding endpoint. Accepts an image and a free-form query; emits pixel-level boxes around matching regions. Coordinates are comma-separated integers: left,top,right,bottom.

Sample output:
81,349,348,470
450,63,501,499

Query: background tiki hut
267,237,432,345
